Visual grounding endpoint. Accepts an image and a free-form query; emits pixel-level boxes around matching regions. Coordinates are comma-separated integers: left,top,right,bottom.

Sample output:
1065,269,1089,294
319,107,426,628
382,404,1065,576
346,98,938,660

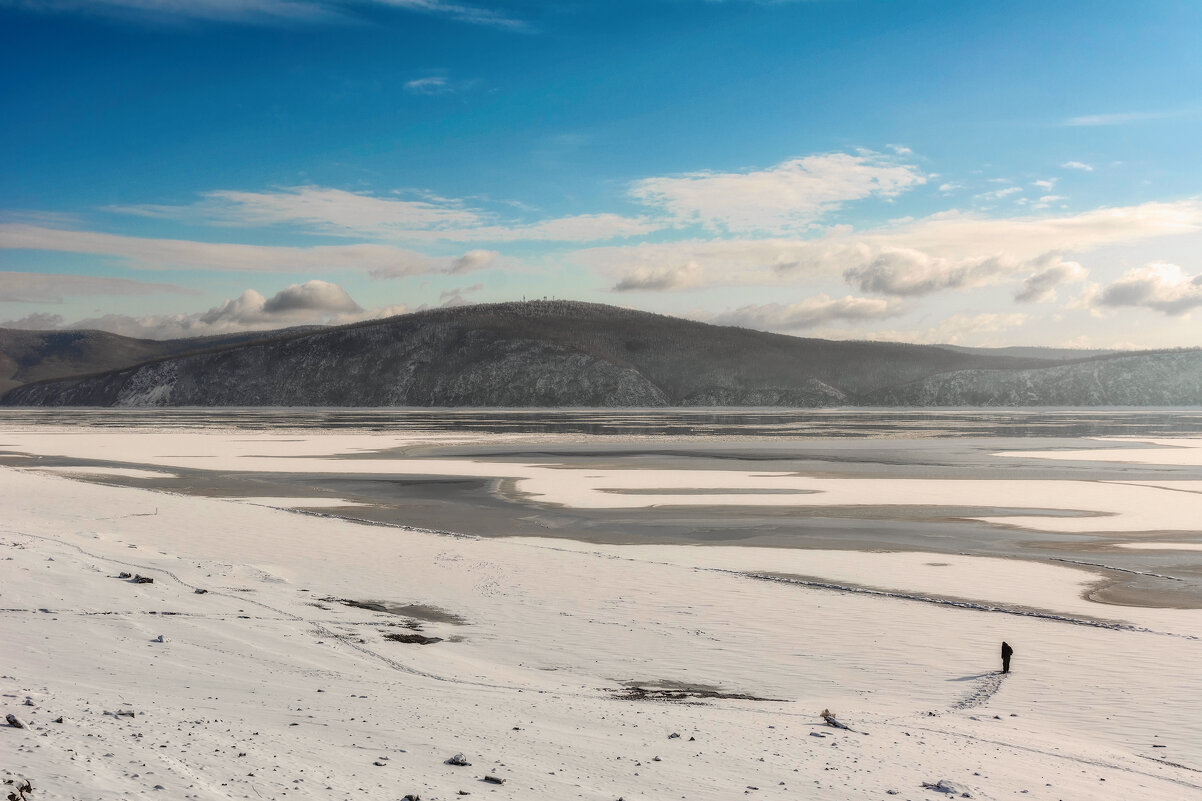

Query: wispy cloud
975,186,1023,202
377,0,524,30
439,283,482,301
628,150,927,234
494,214,661,243
1063,109,1182,127
0,222,502,275
368,249,497,279
404,75,452,95
0,312,68,330
1030,194,1066,210
402,72,479,95
110,186,659,244
0,270,197,303
2,280,407,339
584,200,1202,297
3,0,333,23
871,200,1202,257
2,0,526,29
1061,161,1094,172
711,295,904,332
436,282,484,307
114,186,482,234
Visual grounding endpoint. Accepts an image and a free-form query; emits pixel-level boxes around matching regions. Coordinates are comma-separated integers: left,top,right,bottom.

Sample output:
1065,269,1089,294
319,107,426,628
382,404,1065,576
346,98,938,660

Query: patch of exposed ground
611,680,787,704
325,598,468,625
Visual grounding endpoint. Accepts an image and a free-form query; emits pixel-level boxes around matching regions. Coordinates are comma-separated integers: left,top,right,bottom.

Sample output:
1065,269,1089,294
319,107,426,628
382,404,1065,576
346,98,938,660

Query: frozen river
3,407,1201,608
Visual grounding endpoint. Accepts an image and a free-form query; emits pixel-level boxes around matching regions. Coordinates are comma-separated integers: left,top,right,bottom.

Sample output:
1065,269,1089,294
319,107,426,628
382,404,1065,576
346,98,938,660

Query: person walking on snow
1001,641,1014,673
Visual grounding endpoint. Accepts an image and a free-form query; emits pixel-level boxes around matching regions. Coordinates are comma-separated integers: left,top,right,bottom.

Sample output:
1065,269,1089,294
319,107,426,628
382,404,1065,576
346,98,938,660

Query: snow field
3,463,1201,800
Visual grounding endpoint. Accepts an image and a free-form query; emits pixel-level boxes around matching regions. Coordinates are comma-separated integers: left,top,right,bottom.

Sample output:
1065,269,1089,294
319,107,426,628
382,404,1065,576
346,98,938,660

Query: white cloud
583,236,864,293
478,213,661,243
583,200,1202,297
114,186,484,236
0,312,67,330
62,312,215,339
195,289,268,325
404,76,450,94
842,249,1017,297
367,249,498,279
367,0,525,28
4,0,526,29
262,279,361,315
0,270,197,303
871,201,1202,258
937,182,963,194
438,283,483,303
1014,255,1087,303
594,238,1023,300
711,295,904,332
1063,110,1180,127
4,0,333,23
1094,263,1202,315
448,249,498,274
110,186,658,244
436,283,485,307
612,261,705,292
628,150,927,234
24,280,406,340
200,280,359,325
1031,194,1066,210
1061,161,1094,172
0,223,504,275
335,304,407,324
975,186,1023,201
1032,179,1057,190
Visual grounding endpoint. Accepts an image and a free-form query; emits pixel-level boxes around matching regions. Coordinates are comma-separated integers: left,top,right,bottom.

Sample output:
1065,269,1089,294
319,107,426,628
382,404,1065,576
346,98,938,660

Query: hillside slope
0,327,319,395
867,349,1202,407
3,301,1195,407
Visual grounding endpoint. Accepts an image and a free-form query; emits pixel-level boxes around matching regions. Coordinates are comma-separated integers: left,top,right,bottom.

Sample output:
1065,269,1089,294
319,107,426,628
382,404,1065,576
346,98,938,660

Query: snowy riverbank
4,452,1202,799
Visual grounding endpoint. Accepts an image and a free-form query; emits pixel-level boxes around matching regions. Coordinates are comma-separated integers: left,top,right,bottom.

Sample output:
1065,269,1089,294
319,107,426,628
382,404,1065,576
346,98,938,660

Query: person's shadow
949,672,995,682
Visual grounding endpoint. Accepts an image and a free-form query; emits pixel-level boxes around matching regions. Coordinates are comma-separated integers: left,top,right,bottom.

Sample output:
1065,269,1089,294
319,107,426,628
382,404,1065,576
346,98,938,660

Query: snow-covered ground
3,428,1201,800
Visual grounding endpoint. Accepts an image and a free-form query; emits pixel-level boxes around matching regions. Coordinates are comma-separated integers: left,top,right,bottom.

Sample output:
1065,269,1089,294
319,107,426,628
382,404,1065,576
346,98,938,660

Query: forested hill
0,327,319,395
2,301,1199,407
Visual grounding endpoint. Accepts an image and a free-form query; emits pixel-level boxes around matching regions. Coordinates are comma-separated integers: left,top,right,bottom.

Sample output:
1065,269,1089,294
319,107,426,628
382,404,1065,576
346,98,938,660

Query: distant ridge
0,326,322,395
2,301,1199,407
868,349,1202,407
936,344,1122,361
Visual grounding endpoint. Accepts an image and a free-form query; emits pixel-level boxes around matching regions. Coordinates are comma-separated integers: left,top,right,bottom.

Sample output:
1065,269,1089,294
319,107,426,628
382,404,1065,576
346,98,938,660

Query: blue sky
2,0,1201,347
